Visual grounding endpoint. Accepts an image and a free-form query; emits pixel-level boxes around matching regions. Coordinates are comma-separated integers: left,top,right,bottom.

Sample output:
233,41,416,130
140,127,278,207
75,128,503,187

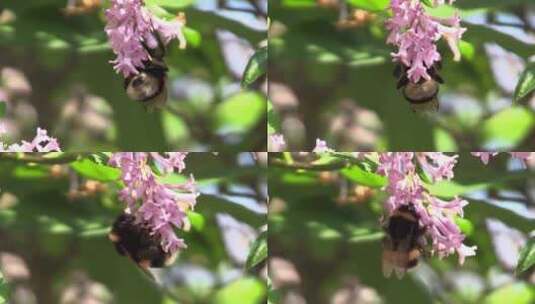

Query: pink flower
268,133,287,152
386,0,466,83
377,152,476,264
105,0,186,77
416,152,457,182
509,152,533,162
312,138,334,153
472,152,533,165
109,152,198,254
1,127,61,152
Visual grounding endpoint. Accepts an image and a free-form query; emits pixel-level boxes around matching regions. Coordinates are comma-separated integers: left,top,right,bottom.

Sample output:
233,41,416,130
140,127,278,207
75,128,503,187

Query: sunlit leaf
514,63,535,103
516,238,535,275
187,211,205,232
267,100,281,134
242,46,267,88
214,92,265,134
214,277,266,304
145,0,194,9
481,107,535,149
347,0,390,11
246,230,267,269
340,165,387,188
0,271,7,304
70,158,120,182
483,283,534,304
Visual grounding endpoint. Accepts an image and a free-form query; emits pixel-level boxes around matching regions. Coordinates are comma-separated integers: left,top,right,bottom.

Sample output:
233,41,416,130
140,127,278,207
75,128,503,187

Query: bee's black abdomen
109,213,170,268
388,215,419,242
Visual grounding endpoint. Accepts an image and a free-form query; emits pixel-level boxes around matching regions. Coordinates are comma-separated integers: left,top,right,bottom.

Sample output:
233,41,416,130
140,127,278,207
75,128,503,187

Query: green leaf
0,271,8,304
420,0,434,7
347,0,390,12
340,165,387,188
455,217,474,237
241,46,267,88
145,0,195,9
70,158,121,182
426,180,490,198
183,26,202,48
481,107,535,149
214,92,266,134
187,211,205,232
514,63,535,103
214,277,266,304
0,102,5,118
267,100,281,134
516,238,535,275
483,283,534,304
246,230,267,269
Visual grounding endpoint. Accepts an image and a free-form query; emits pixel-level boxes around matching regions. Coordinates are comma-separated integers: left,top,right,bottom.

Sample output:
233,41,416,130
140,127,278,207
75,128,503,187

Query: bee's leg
429,67,444,84
394,267,406,279
396,74,409,90
142,31,166,59
154,31,166,58
114,243,127,256
393,64,403,78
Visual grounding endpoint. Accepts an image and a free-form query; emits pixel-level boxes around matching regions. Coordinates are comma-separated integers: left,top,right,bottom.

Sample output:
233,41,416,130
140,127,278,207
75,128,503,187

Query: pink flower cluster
472,152,533,165
377,152,476,264
386,0,466,83
109,152,198,254
268,133,287,152
0,126,61,152
312,138,334,153
105,0,187,77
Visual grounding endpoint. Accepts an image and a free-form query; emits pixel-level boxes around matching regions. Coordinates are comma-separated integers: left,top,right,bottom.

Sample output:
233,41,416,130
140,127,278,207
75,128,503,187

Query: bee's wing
146,82,168,112
382,251,395,278
410,98,439,113
382,237,396,278
393,237,412,279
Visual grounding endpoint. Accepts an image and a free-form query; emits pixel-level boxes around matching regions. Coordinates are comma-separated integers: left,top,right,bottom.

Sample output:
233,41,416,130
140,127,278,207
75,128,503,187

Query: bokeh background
0,0,267,151
268,0,535,151
0,152,267,304
268,152,535,303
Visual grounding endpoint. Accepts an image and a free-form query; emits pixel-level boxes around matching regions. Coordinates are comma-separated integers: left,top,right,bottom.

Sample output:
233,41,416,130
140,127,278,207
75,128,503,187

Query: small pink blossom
312,138,334,153
472,152,533,165
509,152,533,162
268,133,287,152
416,152,457,182
105,0,187,77
471,152,498,165
109,152,198,254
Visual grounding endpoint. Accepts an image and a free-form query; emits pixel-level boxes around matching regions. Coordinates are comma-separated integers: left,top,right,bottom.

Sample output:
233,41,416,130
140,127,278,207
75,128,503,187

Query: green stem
270,157,351,171
282,152,294,164
0,152,88,164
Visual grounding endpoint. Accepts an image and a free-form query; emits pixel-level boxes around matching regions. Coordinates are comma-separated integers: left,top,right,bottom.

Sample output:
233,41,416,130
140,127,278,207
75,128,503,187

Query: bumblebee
382,203,426,279
108,213,177,275
394,62,444,112
124,33,169,109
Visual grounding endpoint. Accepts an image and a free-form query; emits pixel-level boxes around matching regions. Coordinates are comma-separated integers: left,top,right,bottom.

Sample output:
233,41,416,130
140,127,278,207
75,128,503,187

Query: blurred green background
0,152,268,304
0,0,267,151
268,152,535,303
268,0,535,151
